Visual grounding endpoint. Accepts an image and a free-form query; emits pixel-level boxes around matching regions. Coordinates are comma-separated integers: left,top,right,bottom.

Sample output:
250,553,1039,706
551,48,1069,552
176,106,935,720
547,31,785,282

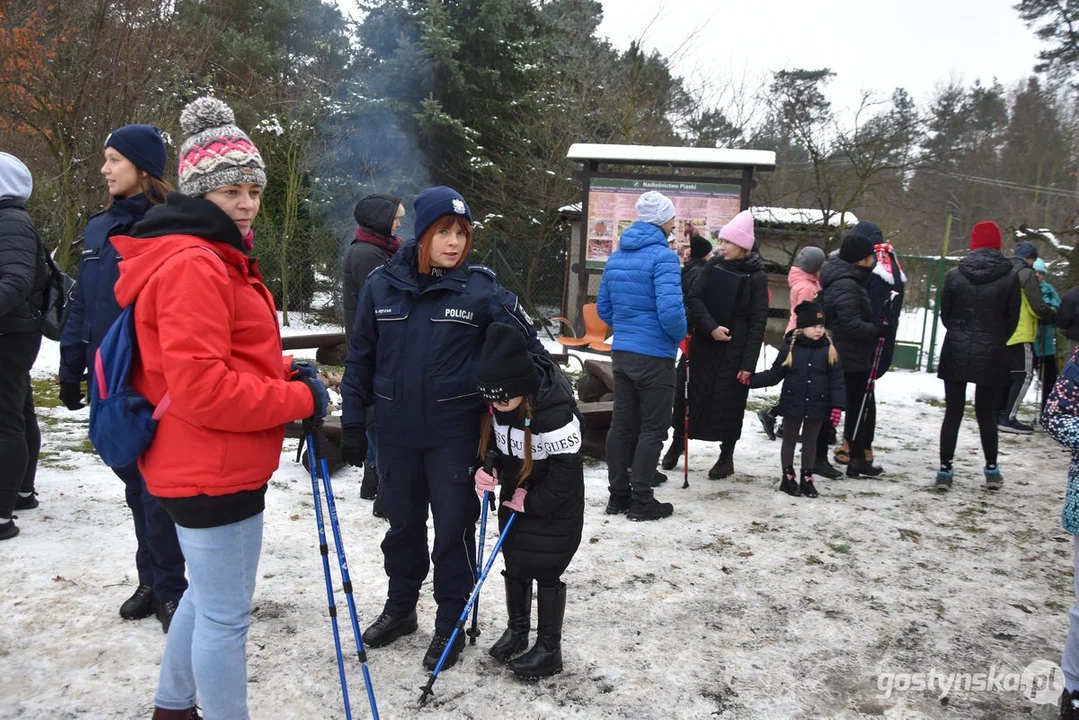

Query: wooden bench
282,332,348,473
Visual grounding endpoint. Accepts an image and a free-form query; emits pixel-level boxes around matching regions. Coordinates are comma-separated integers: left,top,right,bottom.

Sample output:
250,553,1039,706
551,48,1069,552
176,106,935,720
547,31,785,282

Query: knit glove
830,408,842,428
340,425,368,467
59,381,85,410
475,466,498,497
299,377,329,418
503,487,527,513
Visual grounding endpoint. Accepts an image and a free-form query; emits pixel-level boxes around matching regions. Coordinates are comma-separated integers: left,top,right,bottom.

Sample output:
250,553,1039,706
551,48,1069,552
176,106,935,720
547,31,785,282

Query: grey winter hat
178,97,266,197
794,246,826,273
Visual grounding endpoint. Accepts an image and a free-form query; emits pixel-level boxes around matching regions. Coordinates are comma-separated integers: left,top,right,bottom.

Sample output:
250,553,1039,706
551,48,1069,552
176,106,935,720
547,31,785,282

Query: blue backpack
88,304,170,468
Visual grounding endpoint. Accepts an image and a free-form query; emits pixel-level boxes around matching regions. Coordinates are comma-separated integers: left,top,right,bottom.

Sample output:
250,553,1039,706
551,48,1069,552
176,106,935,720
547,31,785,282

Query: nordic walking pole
419,513,518,706
682,350,690,489
852,325,887,445
468,450,498,644
309,419,380,720
303,420,354,720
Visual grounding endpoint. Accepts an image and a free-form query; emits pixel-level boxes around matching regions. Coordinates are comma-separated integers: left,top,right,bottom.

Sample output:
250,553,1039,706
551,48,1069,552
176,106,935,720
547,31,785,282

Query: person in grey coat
0,152,47,540
343,193,405,510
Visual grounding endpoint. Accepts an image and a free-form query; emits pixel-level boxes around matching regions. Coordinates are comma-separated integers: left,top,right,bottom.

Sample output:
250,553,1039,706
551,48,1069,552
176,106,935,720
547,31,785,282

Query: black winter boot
813,457,841,479
372,492,387,520
846,457,883,478
362,608,418,648
660,440,682,471
360,462,379,500
779,467,800,496
157,598,179,633
708,443,735,480
489,574,532,662
423,630,465,671
509,582,565,679
120,583,157,620
799,468,819,498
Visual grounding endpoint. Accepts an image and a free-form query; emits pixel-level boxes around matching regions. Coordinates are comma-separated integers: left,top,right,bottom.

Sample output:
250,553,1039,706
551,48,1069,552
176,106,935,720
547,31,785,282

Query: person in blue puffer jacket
597,190,686,521
339,185,547,672
57,125,187,632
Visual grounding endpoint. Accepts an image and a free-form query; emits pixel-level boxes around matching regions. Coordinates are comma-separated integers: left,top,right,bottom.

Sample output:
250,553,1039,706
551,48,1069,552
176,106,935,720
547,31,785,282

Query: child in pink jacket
785,246,826,333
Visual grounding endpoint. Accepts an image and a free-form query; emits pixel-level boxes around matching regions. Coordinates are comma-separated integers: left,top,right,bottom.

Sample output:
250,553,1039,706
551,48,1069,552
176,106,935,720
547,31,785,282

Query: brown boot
833,439,850,464
865,446,874,463
152,707,200,719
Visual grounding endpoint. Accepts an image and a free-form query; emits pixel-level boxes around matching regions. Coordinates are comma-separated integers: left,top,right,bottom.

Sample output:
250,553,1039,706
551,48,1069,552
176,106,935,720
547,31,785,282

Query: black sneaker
423,630,465,671
626,498,674,521
652,471,668,486
14,492,38,510
605,493,631,515
119,583,157,620
757,410,777,440
813,458,841,479
362,608,418,648
660,441,682,471
157,599,179,634
998,416,1033,435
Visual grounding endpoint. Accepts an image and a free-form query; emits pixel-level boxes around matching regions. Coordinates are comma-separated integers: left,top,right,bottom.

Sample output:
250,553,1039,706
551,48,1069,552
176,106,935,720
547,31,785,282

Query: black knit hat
795,300,826,329
689,233,712,259
476,323,539,404
839,233,875,263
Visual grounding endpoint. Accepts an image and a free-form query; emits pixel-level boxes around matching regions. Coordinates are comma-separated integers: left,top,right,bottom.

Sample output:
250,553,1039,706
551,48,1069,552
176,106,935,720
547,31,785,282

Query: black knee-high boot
509,581,565,679
489,573,532,662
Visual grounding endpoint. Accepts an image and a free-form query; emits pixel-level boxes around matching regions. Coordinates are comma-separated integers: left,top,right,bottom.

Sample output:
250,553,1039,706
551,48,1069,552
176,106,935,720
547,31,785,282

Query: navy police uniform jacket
59,194,153,383
341,240,546,447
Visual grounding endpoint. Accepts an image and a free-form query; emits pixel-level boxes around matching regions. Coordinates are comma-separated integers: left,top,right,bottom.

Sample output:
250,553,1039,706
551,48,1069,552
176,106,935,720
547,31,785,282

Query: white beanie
635,191,676,225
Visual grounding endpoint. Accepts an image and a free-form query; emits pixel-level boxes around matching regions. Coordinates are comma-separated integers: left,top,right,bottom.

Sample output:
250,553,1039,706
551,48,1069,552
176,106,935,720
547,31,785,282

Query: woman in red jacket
112,97,327,720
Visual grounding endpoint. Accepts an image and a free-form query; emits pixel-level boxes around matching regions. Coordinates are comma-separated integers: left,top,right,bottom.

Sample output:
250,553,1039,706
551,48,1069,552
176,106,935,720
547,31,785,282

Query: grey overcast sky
597,0,1047,119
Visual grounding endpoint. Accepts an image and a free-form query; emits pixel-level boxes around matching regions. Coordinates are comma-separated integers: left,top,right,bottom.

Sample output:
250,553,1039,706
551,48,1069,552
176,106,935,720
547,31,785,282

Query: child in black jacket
746,302,846,497
473,323,584,679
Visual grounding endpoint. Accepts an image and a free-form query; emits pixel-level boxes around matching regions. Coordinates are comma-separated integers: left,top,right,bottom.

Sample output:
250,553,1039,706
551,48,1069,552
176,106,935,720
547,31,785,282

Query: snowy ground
3,339,1076,719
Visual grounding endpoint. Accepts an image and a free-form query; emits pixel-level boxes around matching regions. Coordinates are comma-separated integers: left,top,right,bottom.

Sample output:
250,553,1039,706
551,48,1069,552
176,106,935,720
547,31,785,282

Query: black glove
341,424,368,467
59,381,84,411
299,377,329,418
875,320,890,338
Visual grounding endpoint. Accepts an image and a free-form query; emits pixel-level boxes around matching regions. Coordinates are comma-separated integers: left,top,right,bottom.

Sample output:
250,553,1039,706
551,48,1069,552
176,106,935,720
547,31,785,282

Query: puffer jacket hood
960,248,1013,285
130,192,247,255
618,221,669,251
820,255,870,290
0,152,32,202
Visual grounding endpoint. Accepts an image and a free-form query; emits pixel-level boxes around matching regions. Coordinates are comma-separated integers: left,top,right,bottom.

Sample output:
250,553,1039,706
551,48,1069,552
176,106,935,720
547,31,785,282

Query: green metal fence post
925,214,952,373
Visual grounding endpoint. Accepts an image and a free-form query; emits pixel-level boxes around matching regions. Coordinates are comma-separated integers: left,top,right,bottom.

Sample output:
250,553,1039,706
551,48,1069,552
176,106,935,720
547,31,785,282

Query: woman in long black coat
685,210,769,479
936,221,1020,488
474,323,584,680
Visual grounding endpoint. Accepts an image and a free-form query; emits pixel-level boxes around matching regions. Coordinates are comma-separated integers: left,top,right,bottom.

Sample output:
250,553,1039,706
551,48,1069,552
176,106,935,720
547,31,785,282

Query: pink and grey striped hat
177,96,266,197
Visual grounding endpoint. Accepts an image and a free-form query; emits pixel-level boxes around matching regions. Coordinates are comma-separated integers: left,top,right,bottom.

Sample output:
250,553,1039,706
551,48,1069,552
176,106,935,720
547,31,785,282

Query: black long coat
820,258,878,373
749,334,846,421
494,354,584,582
685,252,769,443
0,198,46,335
937,248,1020,386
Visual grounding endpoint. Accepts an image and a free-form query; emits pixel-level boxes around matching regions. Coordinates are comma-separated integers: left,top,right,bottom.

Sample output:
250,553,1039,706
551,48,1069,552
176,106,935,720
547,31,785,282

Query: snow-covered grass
4,339,1073,718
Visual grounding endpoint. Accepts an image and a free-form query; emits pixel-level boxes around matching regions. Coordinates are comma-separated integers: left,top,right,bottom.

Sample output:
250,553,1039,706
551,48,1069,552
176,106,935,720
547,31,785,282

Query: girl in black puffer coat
749,302,846,498
474,323,584,680
936,222,1021,489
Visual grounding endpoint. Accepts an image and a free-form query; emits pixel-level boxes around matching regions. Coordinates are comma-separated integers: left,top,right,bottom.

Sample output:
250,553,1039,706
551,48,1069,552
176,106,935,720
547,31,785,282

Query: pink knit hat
719,210,755,251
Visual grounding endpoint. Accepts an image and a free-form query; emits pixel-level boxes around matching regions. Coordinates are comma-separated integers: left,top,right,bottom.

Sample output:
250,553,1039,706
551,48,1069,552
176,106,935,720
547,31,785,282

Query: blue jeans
365,426,377,466
155,513,263,719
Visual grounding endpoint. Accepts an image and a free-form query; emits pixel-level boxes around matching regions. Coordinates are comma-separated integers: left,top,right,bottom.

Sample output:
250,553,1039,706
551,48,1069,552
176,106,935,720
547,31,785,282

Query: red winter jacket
111,232,313,499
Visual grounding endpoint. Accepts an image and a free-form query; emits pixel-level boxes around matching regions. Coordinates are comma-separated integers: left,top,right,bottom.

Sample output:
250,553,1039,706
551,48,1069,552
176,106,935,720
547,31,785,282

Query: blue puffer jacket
340,241,547,448
596,221,686,359
59,194,153,383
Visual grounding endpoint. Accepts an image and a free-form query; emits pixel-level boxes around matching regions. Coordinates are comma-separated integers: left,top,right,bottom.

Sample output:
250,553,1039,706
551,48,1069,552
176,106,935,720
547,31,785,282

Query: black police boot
120,583,157,620
509,582,566,679
489,573,532,662
360,462,379,500
423,629,466,670
362,608,418,648
157,598,179,634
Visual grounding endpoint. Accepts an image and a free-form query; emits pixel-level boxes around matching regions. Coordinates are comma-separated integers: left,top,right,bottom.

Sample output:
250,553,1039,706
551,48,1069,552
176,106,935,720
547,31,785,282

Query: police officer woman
340,186,546,670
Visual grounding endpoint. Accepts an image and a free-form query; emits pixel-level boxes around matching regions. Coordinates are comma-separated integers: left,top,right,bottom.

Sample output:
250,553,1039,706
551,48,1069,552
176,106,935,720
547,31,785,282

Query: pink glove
503,487,527,513
474,467,498,497
830,408,842,427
